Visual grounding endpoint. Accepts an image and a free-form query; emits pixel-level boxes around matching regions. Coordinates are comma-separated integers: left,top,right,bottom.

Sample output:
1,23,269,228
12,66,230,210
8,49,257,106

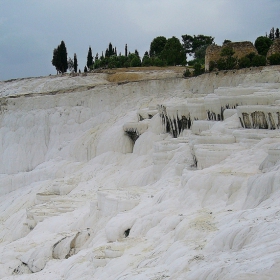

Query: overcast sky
0,0,279,81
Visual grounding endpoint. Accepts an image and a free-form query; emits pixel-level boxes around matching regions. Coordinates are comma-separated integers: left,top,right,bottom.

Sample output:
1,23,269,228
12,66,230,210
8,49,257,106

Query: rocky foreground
1,66,280,279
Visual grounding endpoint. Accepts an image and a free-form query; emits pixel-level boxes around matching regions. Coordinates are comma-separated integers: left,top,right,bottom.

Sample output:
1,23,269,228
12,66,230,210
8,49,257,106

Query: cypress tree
74,53,78,73
52,48,59,74
52,40,68,73
125,44,128,57
105,49,109,57
275,28,280,39
108,43,113,57
87,46,93,68
269,27,275,40
59,41,68,73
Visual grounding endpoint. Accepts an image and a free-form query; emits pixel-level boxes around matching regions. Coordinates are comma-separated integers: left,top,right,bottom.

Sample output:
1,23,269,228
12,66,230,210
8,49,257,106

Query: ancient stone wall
226,42,258,59
205,44,222,72
205,41,258,71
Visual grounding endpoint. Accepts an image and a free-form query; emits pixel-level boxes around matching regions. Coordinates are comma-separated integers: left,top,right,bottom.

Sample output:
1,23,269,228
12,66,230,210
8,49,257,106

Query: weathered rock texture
1,66,280,279
205,41,258,71
267,38,280,60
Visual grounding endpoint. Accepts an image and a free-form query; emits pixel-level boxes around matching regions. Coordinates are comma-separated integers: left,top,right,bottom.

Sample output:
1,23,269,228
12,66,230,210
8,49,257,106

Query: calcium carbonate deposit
1,66,280,279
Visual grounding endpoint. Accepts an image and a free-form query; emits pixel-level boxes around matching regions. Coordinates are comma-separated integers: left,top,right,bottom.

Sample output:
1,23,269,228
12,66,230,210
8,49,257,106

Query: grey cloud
0,0,279,80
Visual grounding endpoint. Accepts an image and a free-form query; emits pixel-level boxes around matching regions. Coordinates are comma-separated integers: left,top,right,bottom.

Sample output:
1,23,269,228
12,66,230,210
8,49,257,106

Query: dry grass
103,66,185,73
106,72,144,83
103,66,185,83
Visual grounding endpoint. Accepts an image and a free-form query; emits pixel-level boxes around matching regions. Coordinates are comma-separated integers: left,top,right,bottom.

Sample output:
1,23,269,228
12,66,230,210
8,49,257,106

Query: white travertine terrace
191,120,216,134
237,105,280,129
97,188,142,217
1,66,280,279
137,107,158,121
123,121,149,142
260,145,280,171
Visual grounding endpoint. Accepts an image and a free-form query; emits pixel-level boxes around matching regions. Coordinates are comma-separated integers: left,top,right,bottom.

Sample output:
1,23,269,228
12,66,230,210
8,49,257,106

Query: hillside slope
1,66,280,279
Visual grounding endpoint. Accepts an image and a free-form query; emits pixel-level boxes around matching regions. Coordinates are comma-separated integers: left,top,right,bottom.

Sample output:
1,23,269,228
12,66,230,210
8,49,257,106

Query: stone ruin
205,41,258,71
267,38,280,61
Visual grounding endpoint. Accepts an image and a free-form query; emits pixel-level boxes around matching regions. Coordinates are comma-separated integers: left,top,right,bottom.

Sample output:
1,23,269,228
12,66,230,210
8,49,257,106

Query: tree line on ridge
51,27,280,77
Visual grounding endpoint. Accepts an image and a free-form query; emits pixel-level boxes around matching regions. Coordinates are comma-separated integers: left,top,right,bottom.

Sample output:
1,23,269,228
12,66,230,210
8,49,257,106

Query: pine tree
87,47,93,68
149,36,167,57
161,36,186,66
74,53,78,73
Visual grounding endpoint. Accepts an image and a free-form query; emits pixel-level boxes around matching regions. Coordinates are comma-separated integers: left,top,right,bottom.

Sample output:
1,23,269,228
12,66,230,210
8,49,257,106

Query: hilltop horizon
1,0,279,81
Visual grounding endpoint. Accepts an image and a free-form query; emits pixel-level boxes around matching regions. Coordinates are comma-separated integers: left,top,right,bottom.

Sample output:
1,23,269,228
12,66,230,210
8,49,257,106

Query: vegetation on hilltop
208,27,280,72
51,34,209,74
51,27,280,77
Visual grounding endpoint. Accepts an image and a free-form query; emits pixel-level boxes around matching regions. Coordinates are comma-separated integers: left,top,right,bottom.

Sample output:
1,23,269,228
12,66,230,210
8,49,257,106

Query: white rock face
1,67,280,279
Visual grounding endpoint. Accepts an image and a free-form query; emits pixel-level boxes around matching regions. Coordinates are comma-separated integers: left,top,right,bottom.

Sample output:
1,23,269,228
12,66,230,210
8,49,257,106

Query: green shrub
188,58,204,66
220,46,235,57
209,61,217,72
108,61,116,69
193,63,204,76
254,36,273,56
130,57,141,67
217,46,238,70
183,68,191,77
268,53,280,65
238,53,266,68
93,59,101,69
246,52,256,61
142,56,151,67
238,56,251,68
251,55,266,66
124,61,130,68
153,57,166,67
216,58,227,70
